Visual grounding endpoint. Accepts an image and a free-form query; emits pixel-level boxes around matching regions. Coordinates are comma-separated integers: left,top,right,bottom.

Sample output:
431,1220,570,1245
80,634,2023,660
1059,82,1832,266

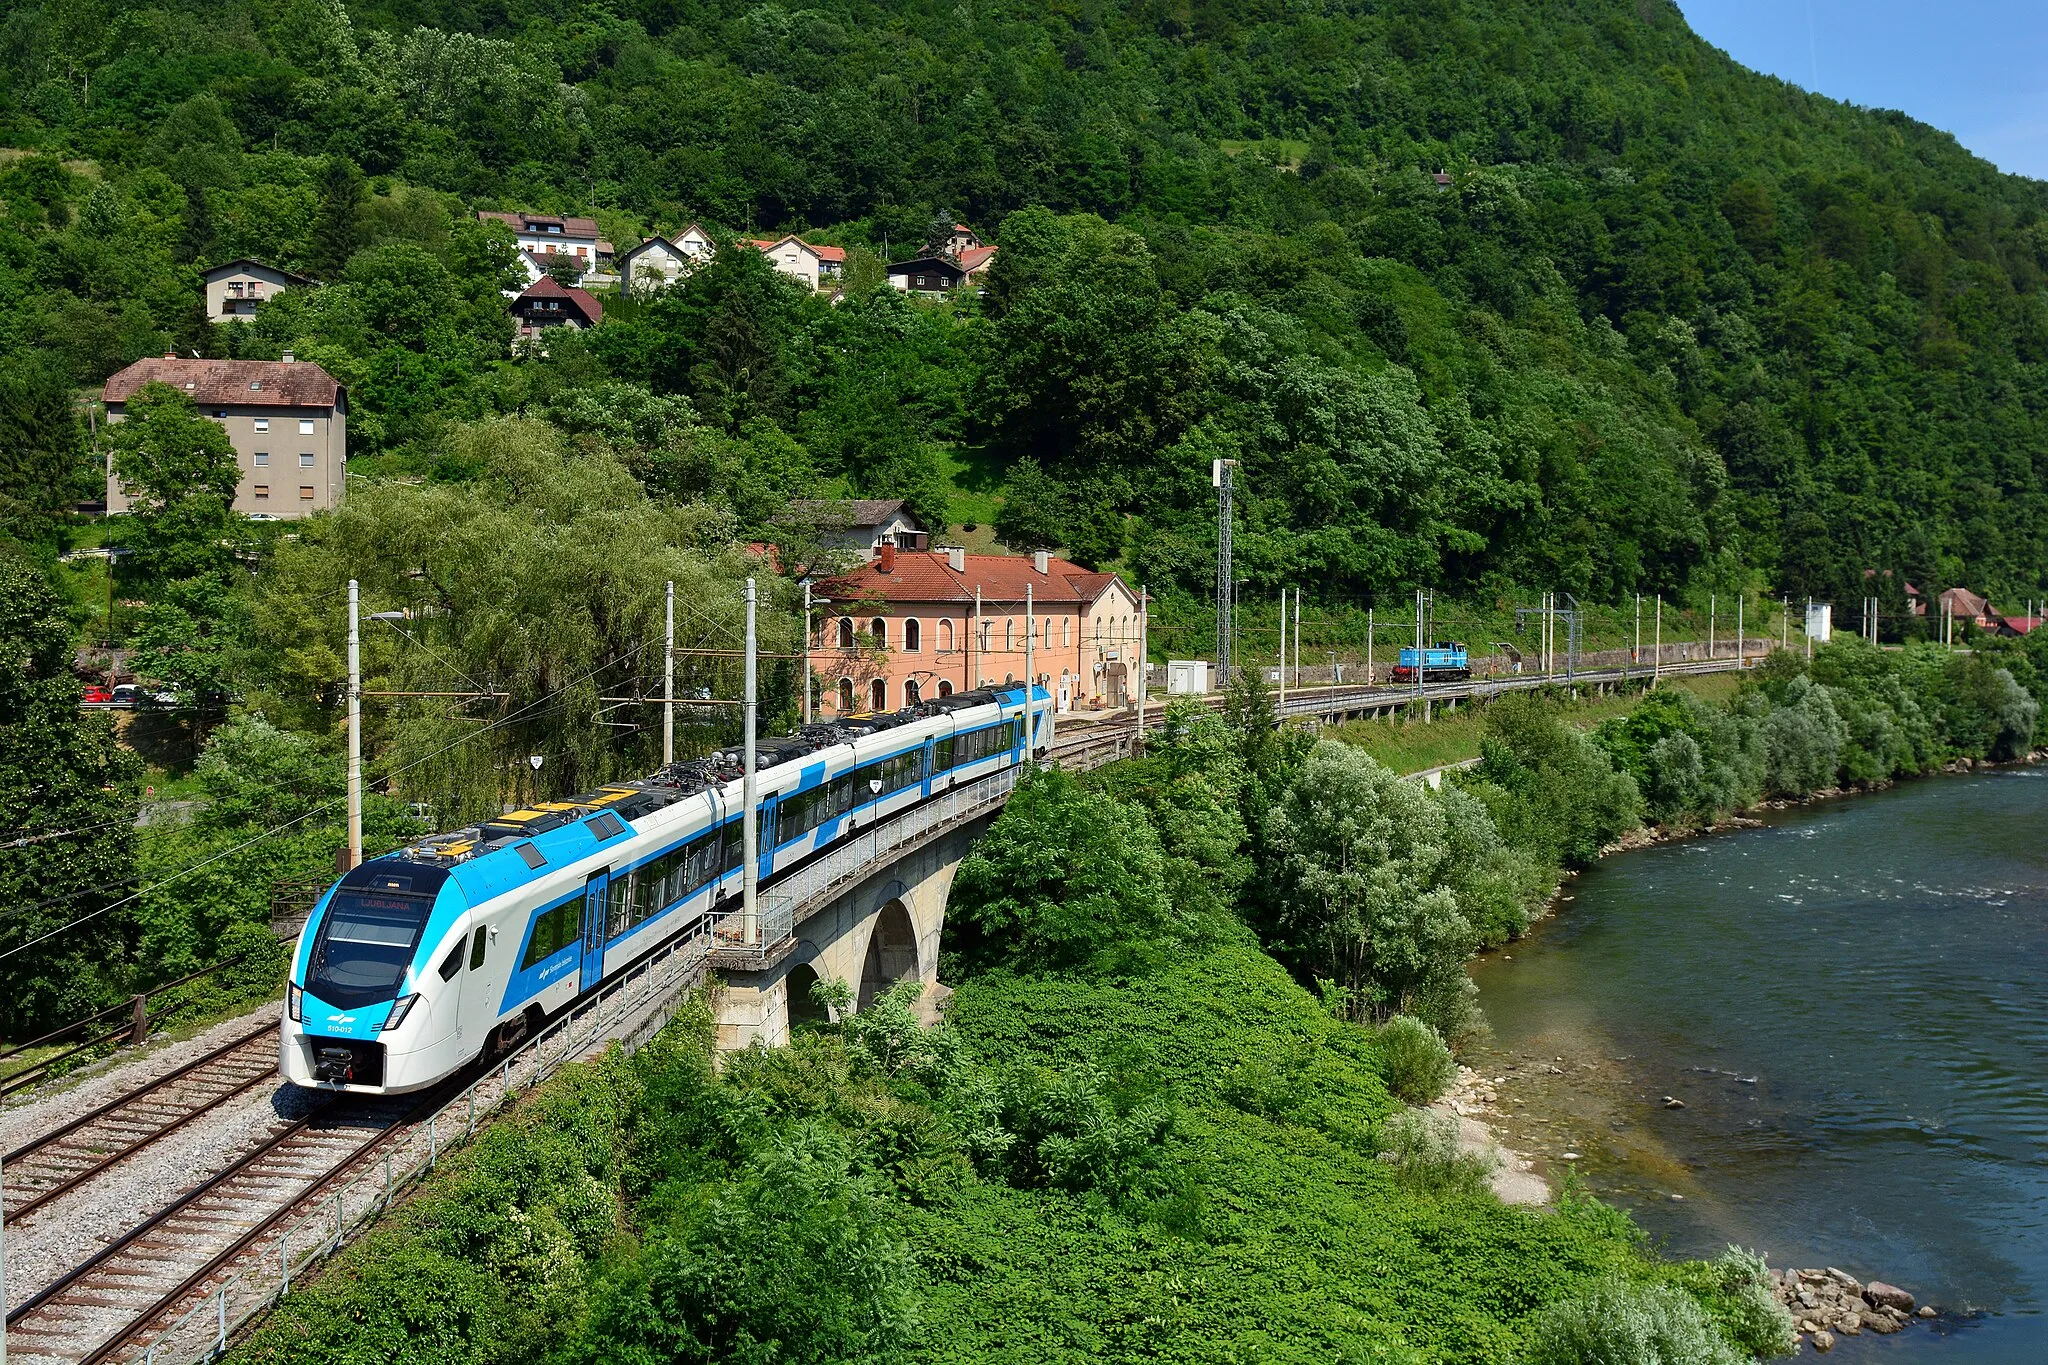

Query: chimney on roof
877,543,896,572
945,546,965,573
1032,549,1050,574
281,350,295,363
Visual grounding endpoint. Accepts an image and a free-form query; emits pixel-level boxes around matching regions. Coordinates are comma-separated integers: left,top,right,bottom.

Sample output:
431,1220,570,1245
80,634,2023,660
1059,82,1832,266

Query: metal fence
131,915,720,1365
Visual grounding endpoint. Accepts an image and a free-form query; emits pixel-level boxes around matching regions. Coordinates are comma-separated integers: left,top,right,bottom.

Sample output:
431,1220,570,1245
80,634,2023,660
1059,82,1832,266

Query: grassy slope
926,937,1662,1364
1332,674,1741,774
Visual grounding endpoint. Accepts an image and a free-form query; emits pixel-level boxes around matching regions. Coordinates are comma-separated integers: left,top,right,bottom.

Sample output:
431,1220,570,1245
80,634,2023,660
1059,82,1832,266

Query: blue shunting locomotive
1390,641,1470,682
281,684,1051,1095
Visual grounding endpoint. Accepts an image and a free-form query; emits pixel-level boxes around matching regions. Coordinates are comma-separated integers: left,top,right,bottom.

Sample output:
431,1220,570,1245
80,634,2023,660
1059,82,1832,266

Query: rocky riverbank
1772,1265,1938,1352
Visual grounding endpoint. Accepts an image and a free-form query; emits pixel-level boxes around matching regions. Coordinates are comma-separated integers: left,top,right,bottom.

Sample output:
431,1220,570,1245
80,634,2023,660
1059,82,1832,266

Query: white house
743,235,847,291
619,223,719,292
478,211,614,278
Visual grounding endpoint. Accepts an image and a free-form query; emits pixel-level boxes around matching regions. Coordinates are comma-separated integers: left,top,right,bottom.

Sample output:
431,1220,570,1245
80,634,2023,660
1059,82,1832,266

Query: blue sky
1676,0,2048,181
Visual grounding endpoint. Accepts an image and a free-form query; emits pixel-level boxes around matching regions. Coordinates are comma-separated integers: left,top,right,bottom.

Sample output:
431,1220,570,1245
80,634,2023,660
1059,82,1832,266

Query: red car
81,684,114,704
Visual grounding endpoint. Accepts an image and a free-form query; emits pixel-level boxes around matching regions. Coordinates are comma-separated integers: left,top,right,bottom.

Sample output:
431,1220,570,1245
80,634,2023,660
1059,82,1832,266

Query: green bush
1711,1246,1798,1359
1373,1108,1494,1198
1375,1014,1457,1104
1525,1277,1745,1365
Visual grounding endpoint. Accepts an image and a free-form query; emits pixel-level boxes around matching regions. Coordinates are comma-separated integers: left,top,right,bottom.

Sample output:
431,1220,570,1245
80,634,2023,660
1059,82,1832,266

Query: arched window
938,679,954,697
1062,617,1071,647
836,678,854,713
979,620,991,652
1044,617,1054,647
904,678,921,704
903,618,921,652
870,617,887,646
1003,619,1014,651
836,617,854,649
869,678,887,711
938,619,954,652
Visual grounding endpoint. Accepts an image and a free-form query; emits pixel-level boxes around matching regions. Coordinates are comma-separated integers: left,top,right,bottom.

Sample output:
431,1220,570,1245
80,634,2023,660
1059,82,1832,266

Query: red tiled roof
815,550,1133,607
813,244,846,263
958,245,997,272
104,357,342,408
516,276,603,325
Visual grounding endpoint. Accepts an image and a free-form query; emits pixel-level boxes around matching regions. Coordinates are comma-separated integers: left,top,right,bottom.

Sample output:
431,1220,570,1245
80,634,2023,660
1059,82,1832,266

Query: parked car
109,684,141,708
80,684,113,704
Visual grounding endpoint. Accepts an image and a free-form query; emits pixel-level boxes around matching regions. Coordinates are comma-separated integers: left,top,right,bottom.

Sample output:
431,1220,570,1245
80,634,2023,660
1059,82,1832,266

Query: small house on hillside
744,235,846,291
511,277,603,336
887,254,967,294
620,223,717,291
478,211,614,273
203,260,315,322
779,499,928,560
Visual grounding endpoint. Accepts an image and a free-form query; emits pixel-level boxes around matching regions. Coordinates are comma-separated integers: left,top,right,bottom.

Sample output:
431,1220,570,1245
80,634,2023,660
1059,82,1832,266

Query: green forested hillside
5,0,2048,609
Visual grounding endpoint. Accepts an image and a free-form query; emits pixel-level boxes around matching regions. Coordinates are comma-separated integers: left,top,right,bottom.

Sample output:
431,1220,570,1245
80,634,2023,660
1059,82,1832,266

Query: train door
921,737,936,794
579,870,608,993
756,794,779,883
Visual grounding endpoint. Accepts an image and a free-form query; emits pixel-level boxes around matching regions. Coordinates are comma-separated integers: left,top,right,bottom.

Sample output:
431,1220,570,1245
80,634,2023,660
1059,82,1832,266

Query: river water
1469,769,2048,1362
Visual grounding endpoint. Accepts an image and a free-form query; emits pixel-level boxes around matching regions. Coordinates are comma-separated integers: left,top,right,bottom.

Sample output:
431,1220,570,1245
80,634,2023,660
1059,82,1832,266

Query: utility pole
1132,585,1146,754
346,579,362,871
1737,593,1745,669
1781,596,1789,653
1277,589,1287,716
1213,459,1236,682
1709,593,1717,660
1294,588,1301,690
1367,608,1374,685
741,578,758,943
1633,592,1641,675
1805,597,1813,661
663,581,676,764
800,581,811,725
973,585,982,689
1653,594,1662,687
1413,588,1425,697
1024,583,1035,750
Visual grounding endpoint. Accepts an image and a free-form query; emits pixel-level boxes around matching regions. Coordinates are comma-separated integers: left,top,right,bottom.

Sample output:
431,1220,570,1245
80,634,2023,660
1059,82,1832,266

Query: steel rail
2,1024,280,1222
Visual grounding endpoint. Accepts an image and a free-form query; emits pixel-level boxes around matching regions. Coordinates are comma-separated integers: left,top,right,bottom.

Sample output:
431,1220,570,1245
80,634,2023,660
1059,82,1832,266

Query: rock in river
1865,1280,1916,1312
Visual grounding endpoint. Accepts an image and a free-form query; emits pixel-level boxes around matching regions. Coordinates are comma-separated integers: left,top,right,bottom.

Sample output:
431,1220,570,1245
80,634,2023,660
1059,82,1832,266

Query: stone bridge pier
711,812,998,1050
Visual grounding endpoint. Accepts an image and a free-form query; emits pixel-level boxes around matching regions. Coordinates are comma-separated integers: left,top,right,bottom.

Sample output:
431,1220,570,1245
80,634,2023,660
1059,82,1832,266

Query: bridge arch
858,898,919,1009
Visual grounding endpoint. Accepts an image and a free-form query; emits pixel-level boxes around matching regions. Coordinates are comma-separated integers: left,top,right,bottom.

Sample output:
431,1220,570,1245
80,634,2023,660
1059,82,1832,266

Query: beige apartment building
103,356,347,519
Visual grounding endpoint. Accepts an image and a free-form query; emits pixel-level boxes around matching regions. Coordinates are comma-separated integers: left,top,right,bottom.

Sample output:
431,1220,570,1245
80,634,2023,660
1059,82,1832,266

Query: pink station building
808,546,1145,716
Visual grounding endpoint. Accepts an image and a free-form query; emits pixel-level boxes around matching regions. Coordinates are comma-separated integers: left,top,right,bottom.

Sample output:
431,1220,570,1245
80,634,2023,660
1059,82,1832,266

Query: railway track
4,1089,417,1365
2,1023,280,1224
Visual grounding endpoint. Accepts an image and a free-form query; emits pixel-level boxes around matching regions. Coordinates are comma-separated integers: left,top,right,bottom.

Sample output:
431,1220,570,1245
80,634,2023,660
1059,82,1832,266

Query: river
1469,769,2048,1362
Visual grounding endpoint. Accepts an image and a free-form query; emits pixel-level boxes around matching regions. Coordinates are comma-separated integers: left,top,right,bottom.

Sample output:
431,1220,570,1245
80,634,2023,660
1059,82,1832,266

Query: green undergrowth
1332,674,1740,775
227,935,1761,1364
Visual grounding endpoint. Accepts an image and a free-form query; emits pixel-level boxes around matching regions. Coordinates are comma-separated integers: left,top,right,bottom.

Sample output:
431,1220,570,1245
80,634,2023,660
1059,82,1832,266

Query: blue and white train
281,684,1051,1094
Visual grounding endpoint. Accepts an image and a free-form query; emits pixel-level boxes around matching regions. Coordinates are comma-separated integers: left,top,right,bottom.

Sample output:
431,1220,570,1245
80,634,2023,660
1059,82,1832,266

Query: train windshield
307,889,435,1008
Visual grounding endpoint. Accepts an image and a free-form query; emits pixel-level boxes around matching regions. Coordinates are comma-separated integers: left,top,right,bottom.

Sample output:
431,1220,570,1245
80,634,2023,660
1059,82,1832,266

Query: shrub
1712,1245,1798,1359
1373,1108,1493,1198
1375,1014,1456,1104
1525,1277,1744,1365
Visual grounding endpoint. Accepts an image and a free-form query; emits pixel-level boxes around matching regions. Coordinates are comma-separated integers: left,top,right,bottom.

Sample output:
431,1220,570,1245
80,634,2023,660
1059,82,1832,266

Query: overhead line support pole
347,578,362,871
742,578,758,944
663,580,675,766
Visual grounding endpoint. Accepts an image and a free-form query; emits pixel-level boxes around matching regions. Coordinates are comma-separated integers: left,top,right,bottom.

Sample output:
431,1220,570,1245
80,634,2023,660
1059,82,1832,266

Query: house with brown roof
780,498,927,560
511,277,603,336
808,546,1142,715
477,210,613,273
103,355,346,519
202,259,315,322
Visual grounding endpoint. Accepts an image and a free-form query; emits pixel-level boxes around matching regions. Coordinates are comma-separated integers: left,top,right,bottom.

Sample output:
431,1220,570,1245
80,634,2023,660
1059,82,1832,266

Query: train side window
469,924,488,970
438,942,464,980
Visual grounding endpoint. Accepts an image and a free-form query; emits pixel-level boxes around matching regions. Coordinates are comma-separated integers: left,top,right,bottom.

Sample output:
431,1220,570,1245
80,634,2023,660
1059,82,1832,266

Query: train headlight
381,994,419,1032
287,983,302,1022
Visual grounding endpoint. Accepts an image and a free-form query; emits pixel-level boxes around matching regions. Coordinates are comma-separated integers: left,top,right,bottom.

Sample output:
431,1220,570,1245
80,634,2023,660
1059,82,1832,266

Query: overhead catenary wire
0,634,663,962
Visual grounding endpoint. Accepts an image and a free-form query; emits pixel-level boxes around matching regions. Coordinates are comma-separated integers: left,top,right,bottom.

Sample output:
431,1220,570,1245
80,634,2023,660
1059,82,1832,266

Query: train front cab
283,860,481,1095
